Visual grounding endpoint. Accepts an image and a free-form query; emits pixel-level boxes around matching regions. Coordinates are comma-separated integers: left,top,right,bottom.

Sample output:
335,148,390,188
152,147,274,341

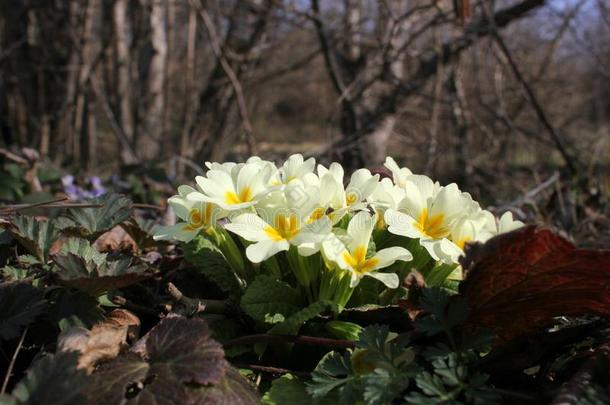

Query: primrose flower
369,177,406,229
190,161,274,210
384,157,412,188
224,182,331,263
323,211,412,288
385,175,471,263
310,164,379,224
270,153,317,186
497,211,525,233
154,185,226,242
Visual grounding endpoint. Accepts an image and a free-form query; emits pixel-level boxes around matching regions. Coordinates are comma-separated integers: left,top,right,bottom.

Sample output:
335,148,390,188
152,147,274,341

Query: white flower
385,175,470,263
322,211,412,288
153,185,225,242
190,161,274,210
224,182,331,263
368,177,406,229
309,164,379,224
497,211,525,233
270,153,317,186
384,157,412,187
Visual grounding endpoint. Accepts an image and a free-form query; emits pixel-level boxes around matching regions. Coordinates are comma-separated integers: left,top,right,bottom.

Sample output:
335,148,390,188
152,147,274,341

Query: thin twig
1,327,28,394
482,3,580,175
224,333,355,349
111,296,160,317
132,203,164,211
241,364,310,379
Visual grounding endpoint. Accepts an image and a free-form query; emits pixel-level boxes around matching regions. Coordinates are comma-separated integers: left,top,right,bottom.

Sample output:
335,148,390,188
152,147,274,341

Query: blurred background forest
0,0,609,213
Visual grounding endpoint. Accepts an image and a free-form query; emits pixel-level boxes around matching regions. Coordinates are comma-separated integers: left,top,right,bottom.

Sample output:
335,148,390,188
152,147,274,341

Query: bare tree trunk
73,0,100,166
449,61,473,189
179,4,198,177
113,0,135,165
139,0,167,161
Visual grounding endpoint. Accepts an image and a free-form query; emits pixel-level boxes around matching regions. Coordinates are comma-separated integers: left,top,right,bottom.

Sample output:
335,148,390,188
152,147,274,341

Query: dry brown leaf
459,225,610,341
94,226,137,253
58,321,131,372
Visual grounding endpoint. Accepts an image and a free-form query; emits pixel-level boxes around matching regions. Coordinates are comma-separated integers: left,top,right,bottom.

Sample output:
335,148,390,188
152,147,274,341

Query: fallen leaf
58,323,128,372
94,226,137,253
459,225,610,341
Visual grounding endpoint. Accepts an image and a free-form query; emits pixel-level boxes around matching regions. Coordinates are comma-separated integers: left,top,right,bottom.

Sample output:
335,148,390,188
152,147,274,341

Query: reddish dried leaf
460,225,610,341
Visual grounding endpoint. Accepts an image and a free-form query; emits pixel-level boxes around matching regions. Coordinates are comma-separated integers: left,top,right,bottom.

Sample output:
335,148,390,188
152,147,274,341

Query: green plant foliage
120,217,159,251
269,300,338,335
262,374,314,405
0,282,47,340
47,288,104,330
57,193,132,240
9,352,90,405
183,235,244,294
3,215,59,262
52,238,151,295
241,275,301,324
307,325,416,405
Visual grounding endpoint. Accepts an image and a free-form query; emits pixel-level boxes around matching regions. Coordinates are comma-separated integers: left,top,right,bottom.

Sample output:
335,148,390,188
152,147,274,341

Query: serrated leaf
193,368,260,405
460,225,610,341
263,374,313,405
11,351,89,404
362,368,410,405
145,315,227,385
1,266,29,281
58,193,132,240
0,283,47,340
241,275,301,324
183,235,243,294
48,288,104,330
53,240,151,295
85,316,259,404
2,216,59,262
307,351,355,399
120,217,159,251
269,300,337,335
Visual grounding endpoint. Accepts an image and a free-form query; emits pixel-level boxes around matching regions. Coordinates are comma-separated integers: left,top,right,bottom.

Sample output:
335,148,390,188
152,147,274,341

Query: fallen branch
224,333,355,349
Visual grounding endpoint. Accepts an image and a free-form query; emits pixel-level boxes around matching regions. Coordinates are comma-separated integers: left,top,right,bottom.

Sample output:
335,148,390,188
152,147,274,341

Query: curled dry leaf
94,226,138,253
459,225,610,341
58,324,128,373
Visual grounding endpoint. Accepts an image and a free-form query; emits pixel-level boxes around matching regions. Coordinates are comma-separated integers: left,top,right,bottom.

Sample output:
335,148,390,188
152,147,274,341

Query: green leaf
362,368,410,405
53,239,151,295
2,215,59,262
263,374,313,405
1,266,30,281
307,351,355,399
48,288,104,330
424,263,459,287
414,287,469,337
11,351,89,404
241,275,301,324
183,235,244,294
0,283,47,340
326,320,363,341
57,193,132,240
120,217,159,251
268,300,338,335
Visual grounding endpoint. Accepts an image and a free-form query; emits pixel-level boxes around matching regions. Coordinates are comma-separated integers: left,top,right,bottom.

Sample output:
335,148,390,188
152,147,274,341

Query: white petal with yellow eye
370,247,412,271
245,239,290,263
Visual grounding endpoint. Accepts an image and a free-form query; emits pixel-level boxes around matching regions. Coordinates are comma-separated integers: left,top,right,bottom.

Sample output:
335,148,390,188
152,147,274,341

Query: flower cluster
155,155,523,306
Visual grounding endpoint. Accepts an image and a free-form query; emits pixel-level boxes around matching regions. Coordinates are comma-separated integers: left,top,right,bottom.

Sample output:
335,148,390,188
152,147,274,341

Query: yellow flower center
264,213,300,241
454,237,471,250
346,192,358,205
224,187,253,205
184,203,213,231
308,207,326,223
342,245,379,275
414,208,449,239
